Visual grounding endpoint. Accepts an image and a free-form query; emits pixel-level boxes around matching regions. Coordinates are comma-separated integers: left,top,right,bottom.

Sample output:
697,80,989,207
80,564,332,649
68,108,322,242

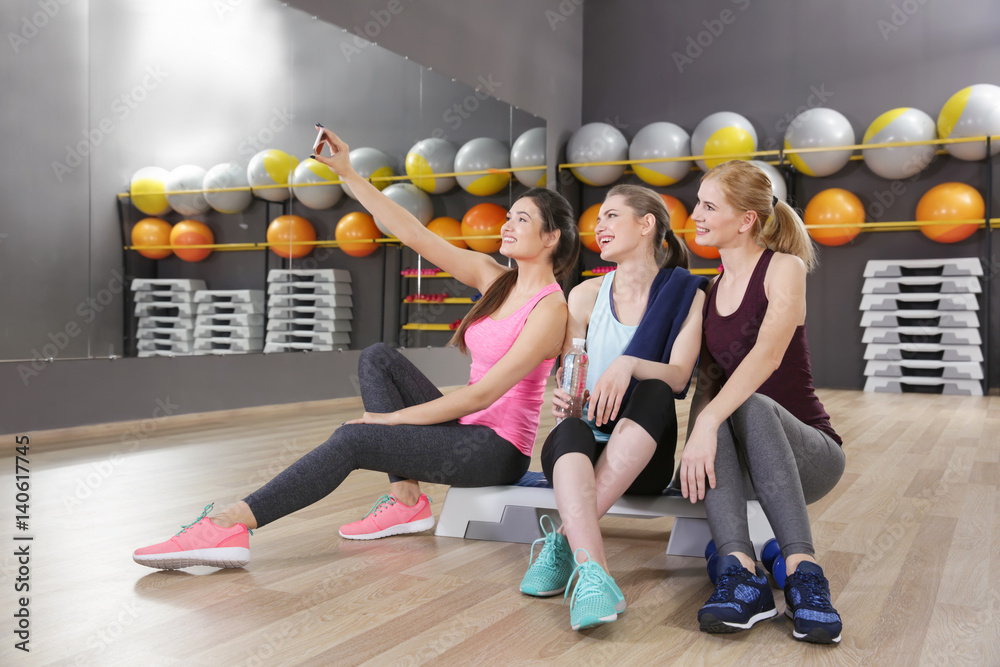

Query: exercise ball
267,215,316,259
683,215,720,260
291,158,343,210
567,122,629,186
630,122,692,186
405,138,457,194
750,160,788,202
660,194,688,238
455,138,511,196
377,183,433,235
462,203,506,253
511,127,547,187
342,147,394,200
169,220,214,262
784,108,854,177
691,112,757,171
130,167,172,216
937,84,1000,161
804,188,865,247
165,165,209,216
577,203,601,253
336,211,382,257
203,162,252,214
427,216,467,249
862,107,936,179
247,149,298,202
917,182,984,243
131,218,172,259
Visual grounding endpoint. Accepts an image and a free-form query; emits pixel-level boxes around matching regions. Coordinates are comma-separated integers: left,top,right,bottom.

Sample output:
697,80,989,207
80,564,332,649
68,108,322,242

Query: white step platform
263,342,335,353
267,281,353,296
266,318,352,333
131,278,206,292
133,290,196,303
136,327,194,342
137,316,195,330
193,324,264,339
863,257,983,278
862,276,981,294
195,301,264,316
137,349,193,357
859,293,978,311
267,268,350,283
195,313,265,327
861,327,981,345
267,306,352,320
864,360,983,380
135,302,196,318
864,343,983,362
434,485,775,559
269,294,353,309
860,310,979,328
137,339,193,354
194,289,265,305
864,376,983,396
192,337,263,353
265,331,350,346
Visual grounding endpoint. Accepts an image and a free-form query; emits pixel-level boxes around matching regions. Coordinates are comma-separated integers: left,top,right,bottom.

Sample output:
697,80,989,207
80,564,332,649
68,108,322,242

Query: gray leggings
244,343,530,528
705,393,845,560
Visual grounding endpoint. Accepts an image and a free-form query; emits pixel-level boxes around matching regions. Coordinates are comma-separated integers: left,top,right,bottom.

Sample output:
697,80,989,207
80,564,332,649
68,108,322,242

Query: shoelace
794,571,835,611
529,532,566,569
707,565,744,603
175,503,253,536
564,560,606,606
364,494,433,518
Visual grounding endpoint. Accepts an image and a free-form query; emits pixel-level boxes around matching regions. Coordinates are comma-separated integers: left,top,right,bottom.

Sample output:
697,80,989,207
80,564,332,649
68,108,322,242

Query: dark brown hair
606,184,689,269
451,188,579,353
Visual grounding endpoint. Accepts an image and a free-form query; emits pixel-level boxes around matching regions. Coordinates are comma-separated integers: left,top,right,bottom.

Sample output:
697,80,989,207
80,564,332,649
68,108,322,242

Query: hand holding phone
313,125,330,157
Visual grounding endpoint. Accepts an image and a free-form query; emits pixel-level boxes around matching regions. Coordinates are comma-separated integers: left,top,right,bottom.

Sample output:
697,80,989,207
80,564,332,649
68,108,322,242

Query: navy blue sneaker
784,560,842,644
698,554,777,633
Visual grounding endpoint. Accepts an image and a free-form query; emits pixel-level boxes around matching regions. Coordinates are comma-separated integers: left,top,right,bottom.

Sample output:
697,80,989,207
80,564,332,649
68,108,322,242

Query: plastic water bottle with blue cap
557,338,588,423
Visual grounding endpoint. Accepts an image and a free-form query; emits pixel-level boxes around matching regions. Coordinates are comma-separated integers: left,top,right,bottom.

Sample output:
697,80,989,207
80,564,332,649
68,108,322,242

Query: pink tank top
458,282,562,456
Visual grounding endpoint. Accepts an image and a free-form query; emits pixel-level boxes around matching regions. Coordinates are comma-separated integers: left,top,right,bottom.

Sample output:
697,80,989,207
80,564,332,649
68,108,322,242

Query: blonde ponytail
760,199,816,271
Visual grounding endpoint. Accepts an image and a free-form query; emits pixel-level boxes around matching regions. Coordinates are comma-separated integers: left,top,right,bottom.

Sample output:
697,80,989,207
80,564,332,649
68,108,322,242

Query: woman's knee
541,419,597,481
360,341,395,366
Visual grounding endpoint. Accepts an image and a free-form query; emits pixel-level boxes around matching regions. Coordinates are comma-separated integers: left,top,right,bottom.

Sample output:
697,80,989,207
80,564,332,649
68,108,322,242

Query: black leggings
540,379,678,496
244,343,530,528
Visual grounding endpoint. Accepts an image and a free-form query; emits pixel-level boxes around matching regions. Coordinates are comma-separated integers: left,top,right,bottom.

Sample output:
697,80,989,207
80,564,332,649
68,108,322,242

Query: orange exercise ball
132,217,172,259
683,215,720,260
427,216,467,249
804,188,865,247
335,211,382,258
461,203,506,253
577,203,601,253
169,220,214,262
267,214,316,259
917,182,984,243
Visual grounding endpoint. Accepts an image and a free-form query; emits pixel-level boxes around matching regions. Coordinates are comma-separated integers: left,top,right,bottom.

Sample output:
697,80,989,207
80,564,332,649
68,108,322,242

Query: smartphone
313,128,328,157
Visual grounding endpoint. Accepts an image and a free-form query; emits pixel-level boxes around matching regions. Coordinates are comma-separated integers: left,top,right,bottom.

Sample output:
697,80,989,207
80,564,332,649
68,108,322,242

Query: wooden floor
2,388,998,665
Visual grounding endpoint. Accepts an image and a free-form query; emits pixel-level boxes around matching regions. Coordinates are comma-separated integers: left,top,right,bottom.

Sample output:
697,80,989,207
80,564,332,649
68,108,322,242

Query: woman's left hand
344,411,399,426
587,356,636,427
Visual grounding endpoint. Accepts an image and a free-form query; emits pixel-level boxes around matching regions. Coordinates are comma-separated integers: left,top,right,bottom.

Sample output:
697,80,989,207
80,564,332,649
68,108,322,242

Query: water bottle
557,338,588,422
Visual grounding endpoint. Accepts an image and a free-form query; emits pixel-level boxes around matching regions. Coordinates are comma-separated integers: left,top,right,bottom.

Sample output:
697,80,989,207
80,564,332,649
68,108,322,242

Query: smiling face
500,196,557,261
691,177,757,250
594,194,654,263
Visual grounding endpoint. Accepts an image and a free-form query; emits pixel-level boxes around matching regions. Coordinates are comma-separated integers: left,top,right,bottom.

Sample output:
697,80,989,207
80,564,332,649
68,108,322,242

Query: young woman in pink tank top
681,161,846,644
133,127,579,570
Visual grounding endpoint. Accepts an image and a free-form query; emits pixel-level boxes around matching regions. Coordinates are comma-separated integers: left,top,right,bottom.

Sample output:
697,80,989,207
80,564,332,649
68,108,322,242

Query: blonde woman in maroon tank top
680,161,846,644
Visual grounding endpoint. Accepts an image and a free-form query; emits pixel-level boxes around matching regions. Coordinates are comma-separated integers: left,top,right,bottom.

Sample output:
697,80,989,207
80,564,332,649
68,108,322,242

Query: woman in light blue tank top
519,185,707,631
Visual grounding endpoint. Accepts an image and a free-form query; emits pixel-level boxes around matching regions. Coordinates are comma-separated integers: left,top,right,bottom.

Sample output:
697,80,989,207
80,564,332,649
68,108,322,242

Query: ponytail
760,199,816,271
607,184,689,270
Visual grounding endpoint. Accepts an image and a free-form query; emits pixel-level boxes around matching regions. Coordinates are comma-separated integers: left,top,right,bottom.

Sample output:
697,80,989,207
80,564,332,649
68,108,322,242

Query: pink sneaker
339,493,434,540
133,504,251,569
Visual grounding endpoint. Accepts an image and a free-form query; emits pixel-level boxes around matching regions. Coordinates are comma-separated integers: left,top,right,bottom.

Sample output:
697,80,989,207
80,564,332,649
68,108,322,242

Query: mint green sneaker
563,548,626,630
520,515,573,596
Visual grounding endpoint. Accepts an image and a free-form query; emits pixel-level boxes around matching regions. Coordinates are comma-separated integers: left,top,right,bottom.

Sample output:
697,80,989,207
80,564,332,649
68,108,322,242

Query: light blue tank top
584,271,638,442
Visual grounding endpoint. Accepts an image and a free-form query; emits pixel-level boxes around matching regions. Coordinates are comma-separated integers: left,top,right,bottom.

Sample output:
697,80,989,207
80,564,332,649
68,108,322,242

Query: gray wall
580,0,999,389
0,0,584,433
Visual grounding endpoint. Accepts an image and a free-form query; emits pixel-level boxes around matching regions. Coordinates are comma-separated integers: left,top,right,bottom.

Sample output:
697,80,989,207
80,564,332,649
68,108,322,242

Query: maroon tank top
704,249,841,445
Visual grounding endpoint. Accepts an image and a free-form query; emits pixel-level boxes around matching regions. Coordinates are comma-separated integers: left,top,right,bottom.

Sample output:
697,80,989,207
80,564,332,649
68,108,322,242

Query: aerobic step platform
864,376,982,396
863,257,983,278
861,327,981,345
131,278,206,292
864,359,983,380
267,268,351,283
